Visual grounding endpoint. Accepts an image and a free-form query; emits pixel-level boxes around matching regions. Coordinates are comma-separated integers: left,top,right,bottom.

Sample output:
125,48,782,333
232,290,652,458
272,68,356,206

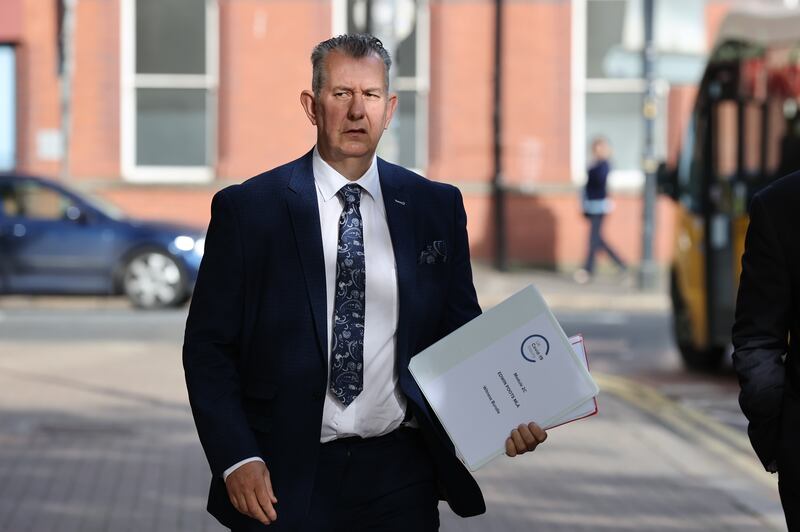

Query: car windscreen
56,182,127,221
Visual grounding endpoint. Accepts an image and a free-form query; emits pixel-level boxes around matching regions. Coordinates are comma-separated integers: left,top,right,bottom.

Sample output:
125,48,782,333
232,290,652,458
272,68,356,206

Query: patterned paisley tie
330,184,365,406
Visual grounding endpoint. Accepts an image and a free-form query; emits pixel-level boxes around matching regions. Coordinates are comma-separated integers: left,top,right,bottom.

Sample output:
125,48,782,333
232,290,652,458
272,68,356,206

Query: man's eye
334,92,350,98
365,93,380,99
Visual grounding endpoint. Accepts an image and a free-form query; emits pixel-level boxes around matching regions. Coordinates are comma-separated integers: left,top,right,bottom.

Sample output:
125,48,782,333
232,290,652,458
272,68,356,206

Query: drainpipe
493,0,507,271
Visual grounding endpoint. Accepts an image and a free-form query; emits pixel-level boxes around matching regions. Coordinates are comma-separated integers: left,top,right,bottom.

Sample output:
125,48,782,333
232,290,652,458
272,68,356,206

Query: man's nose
347,95,366,120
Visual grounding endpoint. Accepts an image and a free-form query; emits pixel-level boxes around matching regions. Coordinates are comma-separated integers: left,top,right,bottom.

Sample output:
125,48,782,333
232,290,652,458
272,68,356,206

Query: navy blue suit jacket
183,150,486,530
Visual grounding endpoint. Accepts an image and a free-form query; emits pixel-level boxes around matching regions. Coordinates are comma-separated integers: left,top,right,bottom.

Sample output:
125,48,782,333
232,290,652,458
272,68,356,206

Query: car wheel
123,250,187,309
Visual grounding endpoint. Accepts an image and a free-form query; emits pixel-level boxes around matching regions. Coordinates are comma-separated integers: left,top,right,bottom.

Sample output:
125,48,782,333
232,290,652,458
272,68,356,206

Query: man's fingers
225,461,279,522
244,492,271,526
235,493,248,516
510,428,527,454
255,483,278,522
229,493,241,513
507,423,548,457
505,436,517,457
529,422,547,443
517,423,539,451
263,469,278,505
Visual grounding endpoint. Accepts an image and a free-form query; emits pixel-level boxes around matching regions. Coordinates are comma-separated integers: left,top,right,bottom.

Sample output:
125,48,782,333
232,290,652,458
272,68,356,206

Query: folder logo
521,335,550,363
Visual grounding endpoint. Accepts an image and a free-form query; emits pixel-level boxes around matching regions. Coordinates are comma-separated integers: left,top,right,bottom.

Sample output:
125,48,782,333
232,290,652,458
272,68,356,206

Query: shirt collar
312,146,381,203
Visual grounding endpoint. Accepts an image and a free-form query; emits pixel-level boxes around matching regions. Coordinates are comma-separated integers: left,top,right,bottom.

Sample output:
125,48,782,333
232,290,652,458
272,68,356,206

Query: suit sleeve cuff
223,457,265,481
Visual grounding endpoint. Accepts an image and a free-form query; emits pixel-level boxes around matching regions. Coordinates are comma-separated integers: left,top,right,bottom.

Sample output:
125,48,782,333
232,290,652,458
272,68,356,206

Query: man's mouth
344,128,367,134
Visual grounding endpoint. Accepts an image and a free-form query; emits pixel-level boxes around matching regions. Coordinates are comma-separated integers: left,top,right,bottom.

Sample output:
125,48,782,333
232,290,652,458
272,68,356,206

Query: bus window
765,98,786,175
775,101,800,178
743,102,761,177
713,100,738,182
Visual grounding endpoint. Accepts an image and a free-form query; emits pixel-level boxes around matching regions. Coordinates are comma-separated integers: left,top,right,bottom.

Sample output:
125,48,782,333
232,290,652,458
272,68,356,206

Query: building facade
0,0,751,268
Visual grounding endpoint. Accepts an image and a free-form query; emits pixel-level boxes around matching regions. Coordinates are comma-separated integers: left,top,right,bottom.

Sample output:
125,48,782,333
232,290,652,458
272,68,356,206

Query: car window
11,181,73,221
0,183,19,217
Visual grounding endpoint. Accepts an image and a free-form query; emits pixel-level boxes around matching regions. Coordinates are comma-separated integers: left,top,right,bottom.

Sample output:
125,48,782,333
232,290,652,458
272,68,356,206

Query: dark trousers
584,214,626,274
302,427,439,532
778,410,800,532
779,472,800,531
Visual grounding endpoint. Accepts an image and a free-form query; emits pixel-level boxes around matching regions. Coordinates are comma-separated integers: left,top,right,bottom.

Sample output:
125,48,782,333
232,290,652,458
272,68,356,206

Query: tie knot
338,184,362,206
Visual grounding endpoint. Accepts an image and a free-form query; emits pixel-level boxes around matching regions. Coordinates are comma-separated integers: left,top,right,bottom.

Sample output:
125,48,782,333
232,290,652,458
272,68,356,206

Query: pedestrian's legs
584,214,603,274
598,236,627,270
591,214,627,271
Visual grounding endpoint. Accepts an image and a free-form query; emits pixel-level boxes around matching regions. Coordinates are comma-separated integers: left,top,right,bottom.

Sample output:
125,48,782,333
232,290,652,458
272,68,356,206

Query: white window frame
0,45,16,172
120,0,218,183
332,0,430,174
572,0,668,190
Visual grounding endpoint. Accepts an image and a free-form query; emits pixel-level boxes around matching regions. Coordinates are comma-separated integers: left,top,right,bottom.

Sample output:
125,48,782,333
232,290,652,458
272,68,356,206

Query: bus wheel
670,272,724,371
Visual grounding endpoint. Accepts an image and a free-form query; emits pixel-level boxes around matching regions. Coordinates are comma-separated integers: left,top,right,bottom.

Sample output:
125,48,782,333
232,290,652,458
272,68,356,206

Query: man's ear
300,90,317,126
384,93,398,130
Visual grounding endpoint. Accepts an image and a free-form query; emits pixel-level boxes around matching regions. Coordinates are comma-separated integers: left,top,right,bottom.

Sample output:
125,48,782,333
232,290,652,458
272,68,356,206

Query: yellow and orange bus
660,6,800,369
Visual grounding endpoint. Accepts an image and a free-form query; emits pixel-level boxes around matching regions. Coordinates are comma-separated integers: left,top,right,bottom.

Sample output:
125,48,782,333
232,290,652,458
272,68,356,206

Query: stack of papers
409,285,599,471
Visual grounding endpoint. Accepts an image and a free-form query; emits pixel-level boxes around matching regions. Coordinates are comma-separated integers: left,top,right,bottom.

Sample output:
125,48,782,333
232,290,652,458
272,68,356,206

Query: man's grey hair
311,34,392,97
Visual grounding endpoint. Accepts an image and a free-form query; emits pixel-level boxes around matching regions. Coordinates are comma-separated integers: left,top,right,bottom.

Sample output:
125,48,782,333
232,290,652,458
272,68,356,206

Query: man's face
302,51,397,165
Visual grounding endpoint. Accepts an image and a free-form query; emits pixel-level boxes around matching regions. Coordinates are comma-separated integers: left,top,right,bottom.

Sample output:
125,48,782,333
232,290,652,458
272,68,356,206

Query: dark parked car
0,174,204,308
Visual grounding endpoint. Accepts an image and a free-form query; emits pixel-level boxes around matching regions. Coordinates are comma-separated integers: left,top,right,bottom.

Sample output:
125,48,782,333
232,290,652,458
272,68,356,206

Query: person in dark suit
733,171,800,530
183,34,547,532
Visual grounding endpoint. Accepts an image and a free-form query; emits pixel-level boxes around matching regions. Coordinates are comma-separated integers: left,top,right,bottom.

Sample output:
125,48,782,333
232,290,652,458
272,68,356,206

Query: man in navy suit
183,34,547,531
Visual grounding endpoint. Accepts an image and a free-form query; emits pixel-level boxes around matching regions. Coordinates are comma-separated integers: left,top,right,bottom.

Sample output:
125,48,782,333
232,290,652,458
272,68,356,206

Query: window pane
396,13,417,77
136,0,205,75
0,183,19,217
347,0,368,32
586,0,626,79
396,90,417,169
585,92,666,172
16,183,71,221
587,0,705,82
136,88,207,166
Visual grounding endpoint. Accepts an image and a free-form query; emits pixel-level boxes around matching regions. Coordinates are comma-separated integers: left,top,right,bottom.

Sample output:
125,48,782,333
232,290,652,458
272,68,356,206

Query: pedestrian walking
574,137,627,284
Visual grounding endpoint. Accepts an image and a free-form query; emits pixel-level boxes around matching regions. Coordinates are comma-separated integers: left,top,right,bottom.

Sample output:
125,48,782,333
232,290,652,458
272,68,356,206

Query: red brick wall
464,192,676,267
502,1,572,186
70,0,120,180
427,1,494,184
13,0,704,268
0,0,23,42
706,1,733,50
216,0,329,181
17,0,61,177
99,187,217,229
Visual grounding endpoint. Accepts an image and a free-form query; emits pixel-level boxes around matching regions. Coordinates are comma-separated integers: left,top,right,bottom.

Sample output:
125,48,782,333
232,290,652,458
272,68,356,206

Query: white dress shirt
224,148,405,479
313,147,405,442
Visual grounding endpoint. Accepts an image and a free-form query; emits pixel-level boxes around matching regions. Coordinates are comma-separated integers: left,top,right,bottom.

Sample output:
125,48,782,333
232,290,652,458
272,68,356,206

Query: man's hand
505,422,547,457
225,460,278,525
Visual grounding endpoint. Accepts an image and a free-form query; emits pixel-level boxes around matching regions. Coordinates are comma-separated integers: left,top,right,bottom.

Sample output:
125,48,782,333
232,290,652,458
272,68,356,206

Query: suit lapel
379,159,416,365
287,151,328,364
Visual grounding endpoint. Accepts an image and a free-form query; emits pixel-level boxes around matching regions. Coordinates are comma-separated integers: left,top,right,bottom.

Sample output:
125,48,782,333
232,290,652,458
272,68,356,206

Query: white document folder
548,335,598,429
409,285,600,471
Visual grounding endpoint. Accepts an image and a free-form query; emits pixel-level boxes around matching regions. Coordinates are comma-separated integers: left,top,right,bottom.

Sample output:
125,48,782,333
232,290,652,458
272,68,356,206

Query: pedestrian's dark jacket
585,160,610,201
583,160,611,216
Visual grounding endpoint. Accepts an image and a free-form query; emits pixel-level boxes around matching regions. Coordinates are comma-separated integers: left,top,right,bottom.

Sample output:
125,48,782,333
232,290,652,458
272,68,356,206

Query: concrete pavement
470,263,669,312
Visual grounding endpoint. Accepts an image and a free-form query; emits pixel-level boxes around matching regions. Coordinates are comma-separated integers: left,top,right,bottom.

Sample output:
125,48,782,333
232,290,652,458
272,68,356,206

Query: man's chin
337,144,374,160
